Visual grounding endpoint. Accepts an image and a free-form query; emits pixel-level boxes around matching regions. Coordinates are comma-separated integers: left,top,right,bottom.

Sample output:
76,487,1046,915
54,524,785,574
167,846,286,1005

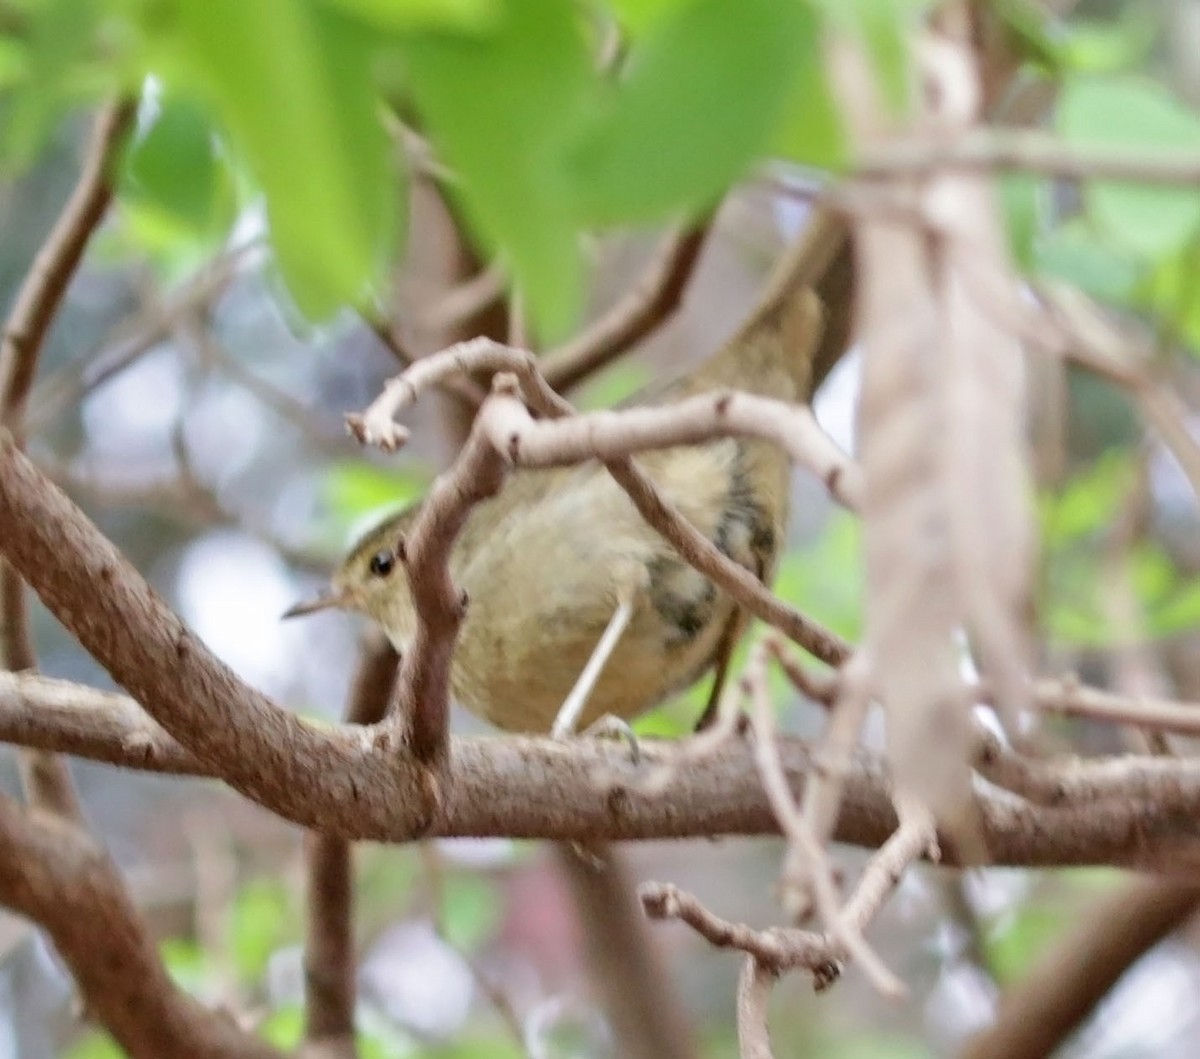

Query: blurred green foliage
0,0,920,335
1058,76,1200,259
321,460,429,546
1040,453,1200,646
2,0,1195,350
230,876,300,986
984,869,1123,984
439,872,503,952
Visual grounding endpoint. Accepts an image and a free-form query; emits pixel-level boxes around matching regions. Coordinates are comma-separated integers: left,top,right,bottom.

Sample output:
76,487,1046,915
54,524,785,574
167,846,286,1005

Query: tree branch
557,845,698,1059
0,793,281,1059
540,223,712,393
859,127,1200,185
0,97,133,816
7,671,1200,872
961,876,1200,1059
304,632,399,1051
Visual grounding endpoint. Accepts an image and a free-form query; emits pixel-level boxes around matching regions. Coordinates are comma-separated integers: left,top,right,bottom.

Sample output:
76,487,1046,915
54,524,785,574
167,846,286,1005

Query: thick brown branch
0,794,281,1059
7,671,1200,871
0,426,435,836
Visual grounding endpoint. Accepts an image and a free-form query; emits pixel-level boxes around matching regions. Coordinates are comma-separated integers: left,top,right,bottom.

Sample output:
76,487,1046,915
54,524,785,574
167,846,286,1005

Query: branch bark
304,632,399,1051
540,223,712,393
0,794,281,1059
7,671,1200,873
0,97,133,816
558,846,698,1059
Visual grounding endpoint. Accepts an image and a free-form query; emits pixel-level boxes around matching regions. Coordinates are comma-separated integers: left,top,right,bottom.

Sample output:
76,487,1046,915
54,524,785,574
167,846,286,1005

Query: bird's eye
368,550,394,578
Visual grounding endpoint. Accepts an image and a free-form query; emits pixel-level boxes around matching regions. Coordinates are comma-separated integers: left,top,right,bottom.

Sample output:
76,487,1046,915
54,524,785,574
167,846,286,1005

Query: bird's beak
281,589,348,620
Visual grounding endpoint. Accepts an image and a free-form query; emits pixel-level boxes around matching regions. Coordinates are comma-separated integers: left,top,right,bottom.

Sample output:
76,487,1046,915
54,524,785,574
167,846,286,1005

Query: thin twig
745,645,904,998
540,224,712,393
736,958,776,1059
0,96,133,817
477,386,862,509
1040,284,1200,503
25,240,257,433
304,632,399,1050
640,882,838,978
421,264,507,335
859,127,1200,185
363,313,488,410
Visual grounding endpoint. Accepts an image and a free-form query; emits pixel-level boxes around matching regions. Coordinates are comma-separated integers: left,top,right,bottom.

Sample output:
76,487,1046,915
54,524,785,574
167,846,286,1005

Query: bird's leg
694,606,745,731
551,592,635,740
695,554,764,731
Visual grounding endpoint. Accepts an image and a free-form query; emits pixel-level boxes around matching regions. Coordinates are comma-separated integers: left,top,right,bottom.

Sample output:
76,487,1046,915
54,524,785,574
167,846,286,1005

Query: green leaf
319,0,500,33
230,877,295,984
64,1032,124,1059
571,0,810,223
573,361,652,411
1137,238,1200,355
403,0,594,338
986,904,1066,984
985,871,1122,983
259,1005,304,1049
1039,451,1134,544
1058,76,1200,258
1059,17,1156,74
0,0,103,165
773,18,846,171
167,0,401,317
120,95,232,232
1034,219,1141,303
993,0,1067,72
605,0,695,36
1148,577,1200,636
0,36,30,93
1000,173,1040,272
427,1036,526,1059
440,874,501,951
160,936,216,994
775,511,863,641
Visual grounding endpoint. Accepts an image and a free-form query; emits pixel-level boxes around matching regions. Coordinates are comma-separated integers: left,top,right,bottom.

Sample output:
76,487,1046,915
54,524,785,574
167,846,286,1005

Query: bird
286,226,829,738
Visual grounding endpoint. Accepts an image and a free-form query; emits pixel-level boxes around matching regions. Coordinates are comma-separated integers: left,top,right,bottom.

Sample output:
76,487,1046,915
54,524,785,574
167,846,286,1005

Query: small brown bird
288,232,827,736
